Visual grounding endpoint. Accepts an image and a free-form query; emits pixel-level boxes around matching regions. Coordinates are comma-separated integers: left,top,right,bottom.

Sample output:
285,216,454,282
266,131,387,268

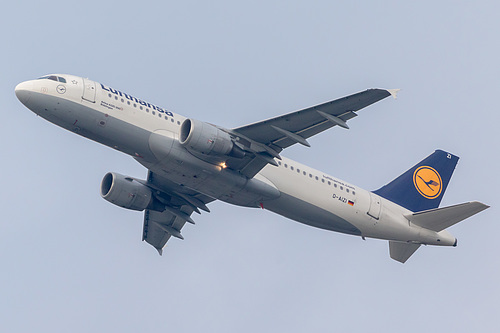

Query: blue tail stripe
373,150,459,212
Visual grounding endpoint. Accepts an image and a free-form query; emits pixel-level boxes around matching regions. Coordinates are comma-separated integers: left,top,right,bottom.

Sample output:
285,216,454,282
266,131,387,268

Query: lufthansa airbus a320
15,74,489,263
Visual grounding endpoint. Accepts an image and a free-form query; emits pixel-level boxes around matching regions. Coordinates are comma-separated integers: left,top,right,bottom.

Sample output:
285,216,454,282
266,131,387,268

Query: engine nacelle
180,118,244,158
100,172,154,211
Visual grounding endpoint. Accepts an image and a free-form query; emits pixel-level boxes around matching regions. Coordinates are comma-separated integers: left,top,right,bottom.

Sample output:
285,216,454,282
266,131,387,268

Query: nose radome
15,81,34,105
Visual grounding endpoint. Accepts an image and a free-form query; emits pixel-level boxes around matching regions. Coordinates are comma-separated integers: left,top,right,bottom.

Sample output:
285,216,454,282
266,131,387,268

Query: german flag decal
348,200,355,206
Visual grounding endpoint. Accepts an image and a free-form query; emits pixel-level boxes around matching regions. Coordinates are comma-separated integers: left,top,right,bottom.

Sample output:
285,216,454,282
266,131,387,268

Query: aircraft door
82,78,96,103
367,192,381,220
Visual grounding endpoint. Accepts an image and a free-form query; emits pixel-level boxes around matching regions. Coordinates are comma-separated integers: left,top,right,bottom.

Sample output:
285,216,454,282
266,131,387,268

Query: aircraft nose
15,81,34,105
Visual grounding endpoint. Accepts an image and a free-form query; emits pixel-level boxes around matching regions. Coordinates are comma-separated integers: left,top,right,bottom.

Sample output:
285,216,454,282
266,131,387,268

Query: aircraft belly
264,192,361,236
141,157,279,207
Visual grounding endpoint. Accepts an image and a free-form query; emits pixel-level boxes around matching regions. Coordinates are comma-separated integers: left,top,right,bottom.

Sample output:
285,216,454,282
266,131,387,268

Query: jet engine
180,118,244,158
101,172,156,211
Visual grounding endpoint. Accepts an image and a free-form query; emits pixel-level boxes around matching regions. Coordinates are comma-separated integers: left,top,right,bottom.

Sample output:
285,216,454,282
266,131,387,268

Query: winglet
387,89,400,99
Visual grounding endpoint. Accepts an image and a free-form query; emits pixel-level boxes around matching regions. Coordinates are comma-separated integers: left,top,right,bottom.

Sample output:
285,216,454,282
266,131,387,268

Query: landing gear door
367,192,381,220
82,78,96,103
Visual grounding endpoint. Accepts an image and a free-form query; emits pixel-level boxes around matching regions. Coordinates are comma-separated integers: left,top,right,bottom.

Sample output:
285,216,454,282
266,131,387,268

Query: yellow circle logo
413,166,442,199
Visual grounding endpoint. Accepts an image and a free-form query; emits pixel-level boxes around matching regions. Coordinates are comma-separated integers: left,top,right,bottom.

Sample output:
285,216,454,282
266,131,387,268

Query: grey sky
1,1,498,332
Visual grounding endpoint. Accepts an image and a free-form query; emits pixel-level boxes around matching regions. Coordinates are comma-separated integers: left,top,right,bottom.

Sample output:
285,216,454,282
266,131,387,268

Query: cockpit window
37,75,67,83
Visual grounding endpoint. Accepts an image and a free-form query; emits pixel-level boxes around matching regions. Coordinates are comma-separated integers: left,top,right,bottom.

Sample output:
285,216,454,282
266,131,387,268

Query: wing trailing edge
226,88,395,178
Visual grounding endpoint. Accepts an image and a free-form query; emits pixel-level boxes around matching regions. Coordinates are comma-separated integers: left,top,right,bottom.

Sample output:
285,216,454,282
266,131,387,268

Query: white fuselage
15,74,456,246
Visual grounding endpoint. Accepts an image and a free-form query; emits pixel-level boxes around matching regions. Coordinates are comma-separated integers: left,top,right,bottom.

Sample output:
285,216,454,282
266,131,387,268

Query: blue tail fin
373,150,459,212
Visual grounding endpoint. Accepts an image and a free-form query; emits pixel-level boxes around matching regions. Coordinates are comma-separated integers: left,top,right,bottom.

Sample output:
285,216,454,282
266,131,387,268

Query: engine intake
180,118,244,158
101,172,155,211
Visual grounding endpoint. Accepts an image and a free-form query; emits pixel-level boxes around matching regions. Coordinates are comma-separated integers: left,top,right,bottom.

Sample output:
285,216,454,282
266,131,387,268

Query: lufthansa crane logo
56,85,66,94
413,166,442,199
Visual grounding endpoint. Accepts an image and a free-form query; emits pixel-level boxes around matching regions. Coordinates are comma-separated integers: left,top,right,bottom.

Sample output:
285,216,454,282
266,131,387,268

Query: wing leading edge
232,88,397,149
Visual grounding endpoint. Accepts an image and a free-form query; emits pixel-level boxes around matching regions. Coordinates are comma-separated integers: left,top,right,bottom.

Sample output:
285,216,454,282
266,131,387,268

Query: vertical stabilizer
374,150,459,212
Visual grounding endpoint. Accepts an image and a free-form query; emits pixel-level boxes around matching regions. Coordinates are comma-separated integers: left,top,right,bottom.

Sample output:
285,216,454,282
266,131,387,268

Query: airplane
15,74,489,263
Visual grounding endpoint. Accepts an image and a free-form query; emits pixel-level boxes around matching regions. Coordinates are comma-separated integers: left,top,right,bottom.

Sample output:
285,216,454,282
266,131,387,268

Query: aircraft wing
143,209,191,254
226,88,397,178
141,171,214,254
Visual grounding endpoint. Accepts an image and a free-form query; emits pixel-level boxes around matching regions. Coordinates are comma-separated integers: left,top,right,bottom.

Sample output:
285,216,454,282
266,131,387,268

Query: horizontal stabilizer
405,201,489,232
389,241,421,263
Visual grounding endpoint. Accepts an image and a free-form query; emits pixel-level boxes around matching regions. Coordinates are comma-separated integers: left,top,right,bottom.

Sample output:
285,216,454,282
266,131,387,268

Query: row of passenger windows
38,75,67,83
107,93,181,125
277,161,355,195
